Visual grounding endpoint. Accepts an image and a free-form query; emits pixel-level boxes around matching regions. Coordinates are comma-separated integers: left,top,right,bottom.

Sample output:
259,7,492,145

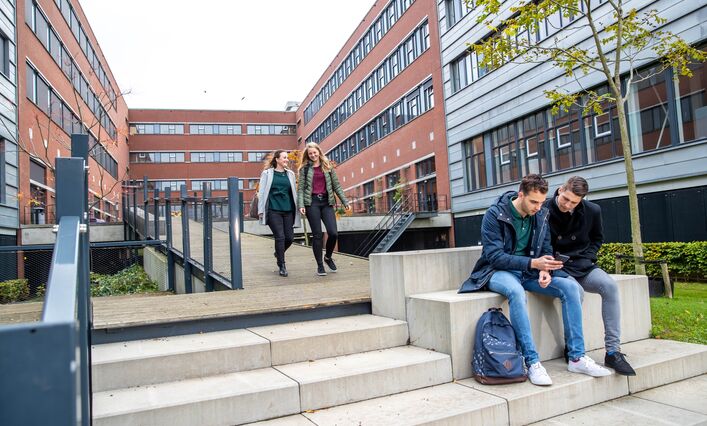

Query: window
464,136,486,191
491,123,519,184
247,152,268,162
129,123,184,135
190,151,242,162
30,159,46,185
191,179,228,191
676,48,707,143
451,54,470,93
0,33,9,77
415,157,436,178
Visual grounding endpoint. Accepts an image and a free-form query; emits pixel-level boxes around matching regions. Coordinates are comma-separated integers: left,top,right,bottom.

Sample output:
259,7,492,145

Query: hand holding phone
554,253,570,263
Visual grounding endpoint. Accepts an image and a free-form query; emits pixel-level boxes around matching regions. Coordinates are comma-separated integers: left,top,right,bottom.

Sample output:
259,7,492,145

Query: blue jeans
487,270,585,365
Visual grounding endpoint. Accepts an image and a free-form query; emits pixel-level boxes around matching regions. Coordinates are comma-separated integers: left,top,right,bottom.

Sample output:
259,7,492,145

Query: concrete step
92,367,300,426
457,339,707,425
248,314,408,365
300,382,507,425
92,329,271,392
532,375,707,425
274,345,453,411
407,274,651,379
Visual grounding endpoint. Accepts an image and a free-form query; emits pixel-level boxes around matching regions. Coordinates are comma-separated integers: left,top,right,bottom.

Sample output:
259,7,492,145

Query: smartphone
554,253,570,263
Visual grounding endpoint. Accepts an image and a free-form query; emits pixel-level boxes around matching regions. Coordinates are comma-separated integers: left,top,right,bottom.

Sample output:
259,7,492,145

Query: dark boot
279,263,288,277
605,352,636,376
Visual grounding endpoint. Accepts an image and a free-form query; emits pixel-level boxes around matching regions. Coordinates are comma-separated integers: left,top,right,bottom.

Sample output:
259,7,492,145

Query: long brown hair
300,142,332,172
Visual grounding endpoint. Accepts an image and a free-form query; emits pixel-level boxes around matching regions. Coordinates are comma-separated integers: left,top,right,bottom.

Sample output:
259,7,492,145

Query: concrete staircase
91,246,707,425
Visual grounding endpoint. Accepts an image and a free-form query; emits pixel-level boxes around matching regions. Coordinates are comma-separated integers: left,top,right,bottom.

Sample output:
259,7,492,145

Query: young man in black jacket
545,176,636,376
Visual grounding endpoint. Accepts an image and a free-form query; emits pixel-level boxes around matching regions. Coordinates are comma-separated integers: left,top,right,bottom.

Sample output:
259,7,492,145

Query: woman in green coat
297,142,350,276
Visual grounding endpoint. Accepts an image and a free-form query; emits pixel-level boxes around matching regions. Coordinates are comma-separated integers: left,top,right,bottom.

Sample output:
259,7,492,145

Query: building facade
440,0,707,245
128,109,297,202
296,0,453,250
0,0,18,256
19,0,129,228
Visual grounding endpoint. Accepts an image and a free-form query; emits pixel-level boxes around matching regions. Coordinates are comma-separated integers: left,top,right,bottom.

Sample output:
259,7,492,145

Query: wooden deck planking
0,227,371,329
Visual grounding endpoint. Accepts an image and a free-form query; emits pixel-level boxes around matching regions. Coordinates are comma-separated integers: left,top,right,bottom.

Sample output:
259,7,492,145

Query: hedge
597,241,707,281
90,264,159,297
0,279,30,304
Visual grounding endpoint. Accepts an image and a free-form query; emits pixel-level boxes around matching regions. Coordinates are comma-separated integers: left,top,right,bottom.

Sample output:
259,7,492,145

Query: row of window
146,179,258,192
307,21,431,145
26,63,118,178
302,0,415,124
130,151,270,164
129,123,296,136
26,1,117,140
327,79,434,165
50,0,117,107
463,59,707,191
449,0,608,94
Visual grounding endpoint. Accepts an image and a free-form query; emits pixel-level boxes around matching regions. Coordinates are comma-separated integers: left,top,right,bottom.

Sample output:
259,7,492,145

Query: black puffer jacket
544,188,603,277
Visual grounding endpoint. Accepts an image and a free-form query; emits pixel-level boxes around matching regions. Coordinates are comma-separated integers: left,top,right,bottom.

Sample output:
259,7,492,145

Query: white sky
80,0,376,111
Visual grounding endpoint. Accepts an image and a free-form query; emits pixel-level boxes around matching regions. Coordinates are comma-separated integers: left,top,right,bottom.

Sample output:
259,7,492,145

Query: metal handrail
42,216,82,323
354,193,413,257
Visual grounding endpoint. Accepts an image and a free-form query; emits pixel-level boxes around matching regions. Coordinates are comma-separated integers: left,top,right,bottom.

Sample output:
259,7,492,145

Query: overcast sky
80,0,376,111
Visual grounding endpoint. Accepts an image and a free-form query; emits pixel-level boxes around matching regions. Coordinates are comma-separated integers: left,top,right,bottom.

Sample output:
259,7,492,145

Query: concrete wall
20,223,124,245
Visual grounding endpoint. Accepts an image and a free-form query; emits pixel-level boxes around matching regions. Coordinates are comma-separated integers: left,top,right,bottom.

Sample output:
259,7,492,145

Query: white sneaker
568,355,612,377
528,362,553,386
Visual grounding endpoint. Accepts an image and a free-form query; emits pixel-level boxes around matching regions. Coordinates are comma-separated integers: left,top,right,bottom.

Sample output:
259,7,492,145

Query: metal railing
353,193,415,257
123,176,244,292
346,193,447,216
0,139,92,425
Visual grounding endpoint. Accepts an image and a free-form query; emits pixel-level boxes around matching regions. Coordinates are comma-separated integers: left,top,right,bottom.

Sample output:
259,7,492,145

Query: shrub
0,279,30,304
90,264,159,297
597,241,707,281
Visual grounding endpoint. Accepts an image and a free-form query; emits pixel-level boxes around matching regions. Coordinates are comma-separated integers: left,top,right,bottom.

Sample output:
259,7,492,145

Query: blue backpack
472,308,527,384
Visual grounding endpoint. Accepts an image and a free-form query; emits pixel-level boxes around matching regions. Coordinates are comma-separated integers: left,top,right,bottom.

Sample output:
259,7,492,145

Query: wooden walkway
0,227,371,333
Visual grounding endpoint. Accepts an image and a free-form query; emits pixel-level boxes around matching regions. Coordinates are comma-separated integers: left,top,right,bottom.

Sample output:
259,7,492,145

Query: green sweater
268,170,295,212
297,165,348,207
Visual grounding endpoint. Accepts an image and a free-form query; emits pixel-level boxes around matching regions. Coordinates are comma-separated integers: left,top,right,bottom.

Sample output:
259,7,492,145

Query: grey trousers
571,268,621,353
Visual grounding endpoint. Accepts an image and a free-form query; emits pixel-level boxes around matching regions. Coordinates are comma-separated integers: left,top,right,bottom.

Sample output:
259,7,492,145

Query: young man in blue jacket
545,176,636,376
460,174,611,385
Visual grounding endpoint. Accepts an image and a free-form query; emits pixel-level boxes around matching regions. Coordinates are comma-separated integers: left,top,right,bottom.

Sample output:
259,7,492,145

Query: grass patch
650,282,707,345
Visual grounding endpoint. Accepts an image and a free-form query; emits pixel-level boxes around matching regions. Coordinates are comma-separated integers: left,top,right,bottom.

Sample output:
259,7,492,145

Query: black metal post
131,181,138,241
153,188,160,240
180,185,193,293
142,176,149,240
165,187,176,292
202,182,214,292
228,177,243,290
122,188,128,241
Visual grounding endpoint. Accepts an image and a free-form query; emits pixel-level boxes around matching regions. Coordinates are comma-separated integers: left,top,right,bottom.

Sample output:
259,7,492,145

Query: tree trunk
615,99,646,275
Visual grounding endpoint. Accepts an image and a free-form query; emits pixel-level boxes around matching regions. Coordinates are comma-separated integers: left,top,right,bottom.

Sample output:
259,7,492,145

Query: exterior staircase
92,246,707,425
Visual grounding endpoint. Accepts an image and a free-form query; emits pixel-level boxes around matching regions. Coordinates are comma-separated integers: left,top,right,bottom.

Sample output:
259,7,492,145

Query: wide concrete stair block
609,339,707,393
302,382,507,425
274,345,453,411
92,329,271,392
407,275,651,379
249,314,408,365
532,393,707,425
370,246,482,320
92,368,300,426
460,357,628,426
631,374,707,415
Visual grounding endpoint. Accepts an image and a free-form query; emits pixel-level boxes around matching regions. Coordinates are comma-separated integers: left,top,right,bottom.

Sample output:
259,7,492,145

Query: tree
469,0,705,274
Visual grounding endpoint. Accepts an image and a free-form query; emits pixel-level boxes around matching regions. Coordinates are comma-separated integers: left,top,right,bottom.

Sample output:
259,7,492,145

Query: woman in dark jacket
258,150,300,277
297,142,350,276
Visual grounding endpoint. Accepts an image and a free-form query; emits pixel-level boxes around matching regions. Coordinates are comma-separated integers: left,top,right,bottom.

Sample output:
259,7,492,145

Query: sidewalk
533,374,707,425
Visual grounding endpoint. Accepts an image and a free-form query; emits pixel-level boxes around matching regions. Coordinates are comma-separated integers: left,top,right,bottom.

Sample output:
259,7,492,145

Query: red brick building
19,0,129,225
128,109,297,202
296,0,452,247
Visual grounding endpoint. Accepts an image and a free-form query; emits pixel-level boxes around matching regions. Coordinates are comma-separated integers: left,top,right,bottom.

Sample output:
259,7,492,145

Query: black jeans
305,197,338,266
267,210,295,266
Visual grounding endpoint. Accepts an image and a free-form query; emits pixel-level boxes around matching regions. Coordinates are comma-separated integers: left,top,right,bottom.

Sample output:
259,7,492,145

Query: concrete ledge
407,275,651,379
274,345,452,411
370,246,482,321
303,382,508,425
92,329,271,392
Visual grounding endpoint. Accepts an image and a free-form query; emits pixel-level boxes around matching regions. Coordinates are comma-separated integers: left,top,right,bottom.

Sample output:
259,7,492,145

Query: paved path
0,223,371,329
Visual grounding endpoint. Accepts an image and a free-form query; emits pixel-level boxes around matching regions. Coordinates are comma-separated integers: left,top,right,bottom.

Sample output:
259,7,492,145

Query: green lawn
650,282,706,345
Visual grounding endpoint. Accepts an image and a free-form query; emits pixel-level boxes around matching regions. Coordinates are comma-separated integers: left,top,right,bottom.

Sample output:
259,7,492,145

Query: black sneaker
323,256,337,272
604,352,636,376
278,264,288,277
317,265,327,276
